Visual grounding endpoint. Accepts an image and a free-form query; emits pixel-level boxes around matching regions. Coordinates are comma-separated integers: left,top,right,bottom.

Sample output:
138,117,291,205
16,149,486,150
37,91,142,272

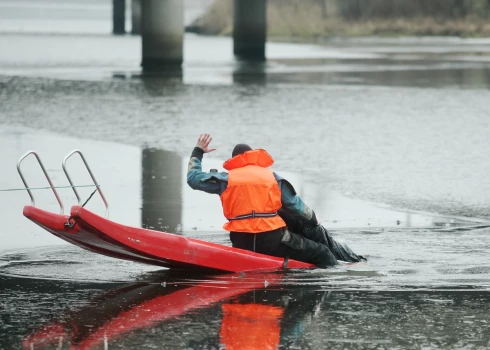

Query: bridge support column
131,0,141,35
112,0,125,35
233,0,267,61
141,0,184,69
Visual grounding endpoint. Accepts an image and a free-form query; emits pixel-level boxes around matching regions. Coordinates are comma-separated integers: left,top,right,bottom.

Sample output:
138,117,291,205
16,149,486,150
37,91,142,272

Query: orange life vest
219,303,284,350
220,149,286,233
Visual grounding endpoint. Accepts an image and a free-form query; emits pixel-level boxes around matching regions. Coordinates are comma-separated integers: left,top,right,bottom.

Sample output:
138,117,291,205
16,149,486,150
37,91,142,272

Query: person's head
232,143,252,158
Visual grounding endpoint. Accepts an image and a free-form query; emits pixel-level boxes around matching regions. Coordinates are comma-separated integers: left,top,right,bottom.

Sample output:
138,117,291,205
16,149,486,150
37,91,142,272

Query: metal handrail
16,151,64,214
62,150,109,218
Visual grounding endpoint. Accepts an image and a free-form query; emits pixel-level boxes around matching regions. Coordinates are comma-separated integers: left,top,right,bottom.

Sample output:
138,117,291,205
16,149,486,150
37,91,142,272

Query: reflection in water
139,66,184,90
14,270,490,350
142,148,182,233
18,271,326,350
220,288,327,350
220,303,284,349
233,61,267,85
112,68,184,90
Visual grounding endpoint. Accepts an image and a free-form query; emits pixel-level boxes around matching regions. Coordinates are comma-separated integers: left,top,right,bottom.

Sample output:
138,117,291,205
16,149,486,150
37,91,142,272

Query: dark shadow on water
337,68,490,89
266,68,490,89
268,57,490,89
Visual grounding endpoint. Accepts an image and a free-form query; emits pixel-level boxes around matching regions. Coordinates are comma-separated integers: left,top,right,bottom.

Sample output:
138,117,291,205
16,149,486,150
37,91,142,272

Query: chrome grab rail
16,151,64,214
62,150,109,218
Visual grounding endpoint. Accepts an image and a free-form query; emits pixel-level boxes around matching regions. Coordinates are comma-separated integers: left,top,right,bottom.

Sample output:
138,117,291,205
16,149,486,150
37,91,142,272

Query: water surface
1,2,490,349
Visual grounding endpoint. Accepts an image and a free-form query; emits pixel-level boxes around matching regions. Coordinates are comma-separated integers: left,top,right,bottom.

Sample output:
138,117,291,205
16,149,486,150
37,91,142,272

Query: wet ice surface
2,245,490,350
1,4,490,348
2,82,490,348
1,76,490,220
2,225,490,289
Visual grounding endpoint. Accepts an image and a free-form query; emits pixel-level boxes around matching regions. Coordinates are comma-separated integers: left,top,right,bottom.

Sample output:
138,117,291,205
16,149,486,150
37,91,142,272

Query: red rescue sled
19,150,314,273
24,205,314,272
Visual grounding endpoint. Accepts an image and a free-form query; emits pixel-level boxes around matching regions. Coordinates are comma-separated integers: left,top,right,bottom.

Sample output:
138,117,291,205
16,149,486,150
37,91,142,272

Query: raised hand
196,133,216,153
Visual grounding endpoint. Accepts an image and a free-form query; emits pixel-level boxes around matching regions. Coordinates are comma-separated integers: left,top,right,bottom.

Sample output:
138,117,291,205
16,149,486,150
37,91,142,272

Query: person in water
187,134,365,267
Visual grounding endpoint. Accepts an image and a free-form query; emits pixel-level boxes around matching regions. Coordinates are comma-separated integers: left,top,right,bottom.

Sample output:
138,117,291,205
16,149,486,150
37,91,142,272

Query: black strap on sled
227,210,278,221
283,257,289,269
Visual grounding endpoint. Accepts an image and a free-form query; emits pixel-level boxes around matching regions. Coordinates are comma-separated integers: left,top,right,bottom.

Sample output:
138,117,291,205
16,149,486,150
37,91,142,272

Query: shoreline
189,0,490,39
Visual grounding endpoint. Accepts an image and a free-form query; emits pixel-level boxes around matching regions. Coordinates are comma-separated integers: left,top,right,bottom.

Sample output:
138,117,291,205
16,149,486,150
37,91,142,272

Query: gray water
1,1,490,349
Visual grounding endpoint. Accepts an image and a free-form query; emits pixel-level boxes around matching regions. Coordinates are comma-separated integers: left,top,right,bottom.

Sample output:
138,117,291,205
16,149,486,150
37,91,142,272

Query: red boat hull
23,205,314,272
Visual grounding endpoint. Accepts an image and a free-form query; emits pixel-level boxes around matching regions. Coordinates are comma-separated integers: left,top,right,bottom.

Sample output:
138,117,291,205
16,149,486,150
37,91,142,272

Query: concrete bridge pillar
131,0,141,35
233,0,267,61
112,0,126,34
141,0,184,69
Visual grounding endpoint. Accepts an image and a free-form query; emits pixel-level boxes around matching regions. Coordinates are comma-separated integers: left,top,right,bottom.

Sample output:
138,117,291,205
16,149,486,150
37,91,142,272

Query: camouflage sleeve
274,174,318,226
187,147,225,195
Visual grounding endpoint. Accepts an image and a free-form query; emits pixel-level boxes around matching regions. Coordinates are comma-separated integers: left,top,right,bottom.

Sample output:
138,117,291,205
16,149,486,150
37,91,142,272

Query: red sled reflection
23,271,326,350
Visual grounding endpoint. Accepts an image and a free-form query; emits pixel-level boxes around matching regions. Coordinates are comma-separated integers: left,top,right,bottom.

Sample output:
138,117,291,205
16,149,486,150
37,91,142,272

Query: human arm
187,134,227,195
274,174,319,226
